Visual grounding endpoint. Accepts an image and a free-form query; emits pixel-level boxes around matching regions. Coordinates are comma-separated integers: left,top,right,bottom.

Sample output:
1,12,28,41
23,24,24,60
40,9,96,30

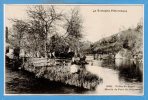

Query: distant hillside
92,23,143,60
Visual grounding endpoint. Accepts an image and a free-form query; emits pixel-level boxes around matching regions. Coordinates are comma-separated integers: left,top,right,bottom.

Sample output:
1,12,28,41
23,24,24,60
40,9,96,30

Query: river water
5,56,143,95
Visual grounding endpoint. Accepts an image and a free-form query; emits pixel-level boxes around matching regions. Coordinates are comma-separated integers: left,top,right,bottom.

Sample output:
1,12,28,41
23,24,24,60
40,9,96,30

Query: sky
5,5,143,42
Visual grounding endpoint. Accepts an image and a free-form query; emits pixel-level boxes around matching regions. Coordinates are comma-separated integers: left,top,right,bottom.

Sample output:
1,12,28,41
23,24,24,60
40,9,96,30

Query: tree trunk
44,40,47,58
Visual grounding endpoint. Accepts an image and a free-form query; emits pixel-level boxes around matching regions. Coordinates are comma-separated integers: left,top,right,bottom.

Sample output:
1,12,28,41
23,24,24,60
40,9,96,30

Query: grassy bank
23,58,102,90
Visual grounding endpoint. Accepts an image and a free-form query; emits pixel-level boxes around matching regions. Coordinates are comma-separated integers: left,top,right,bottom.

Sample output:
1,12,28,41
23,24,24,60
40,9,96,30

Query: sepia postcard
4,4,144,95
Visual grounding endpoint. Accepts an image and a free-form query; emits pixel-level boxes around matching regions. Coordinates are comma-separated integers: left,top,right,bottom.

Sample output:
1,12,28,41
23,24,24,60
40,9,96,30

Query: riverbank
5,57,143,94
5,67,89,94
23,58,102,90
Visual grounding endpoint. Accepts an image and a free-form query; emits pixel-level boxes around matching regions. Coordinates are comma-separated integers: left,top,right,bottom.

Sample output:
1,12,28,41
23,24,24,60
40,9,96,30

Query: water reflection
86,57,143,95
5,56,143,95
116,59,143,82
96,58,143,83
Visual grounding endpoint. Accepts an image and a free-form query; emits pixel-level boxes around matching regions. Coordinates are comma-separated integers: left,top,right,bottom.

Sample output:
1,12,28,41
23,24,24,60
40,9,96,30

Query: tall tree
10,19,29,58
27,5,63,57
64,8,83,55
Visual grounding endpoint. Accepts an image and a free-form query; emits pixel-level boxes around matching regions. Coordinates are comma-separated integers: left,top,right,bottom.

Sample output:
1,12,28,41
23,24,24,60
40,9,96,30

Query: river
5,56,143,95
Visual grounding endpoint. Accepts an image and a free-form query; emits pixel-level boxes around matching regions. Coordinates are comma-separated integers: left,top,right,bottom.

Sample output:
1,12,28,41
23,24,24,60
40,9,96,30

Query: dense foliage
7,6,85,58
92,22,143,59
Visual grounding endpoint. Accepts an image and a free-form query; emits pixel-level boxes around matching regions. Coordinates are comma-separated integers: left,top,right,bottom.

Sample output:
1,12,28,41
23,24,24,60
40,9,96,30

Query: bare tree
64,8,83,55
27,5,63,57
10,6,84,58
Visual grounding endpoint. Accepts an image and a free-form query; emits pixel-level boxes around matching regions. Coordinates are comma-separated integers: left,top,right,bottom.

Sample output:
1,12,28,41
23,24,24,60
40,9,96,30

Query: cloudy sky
5,5,143,42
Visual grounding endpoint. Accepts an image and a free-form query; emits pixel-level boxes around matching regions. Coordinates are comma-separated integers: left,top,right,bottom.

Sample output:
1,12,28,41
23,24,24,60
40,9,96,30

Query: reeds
23,59,102,90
